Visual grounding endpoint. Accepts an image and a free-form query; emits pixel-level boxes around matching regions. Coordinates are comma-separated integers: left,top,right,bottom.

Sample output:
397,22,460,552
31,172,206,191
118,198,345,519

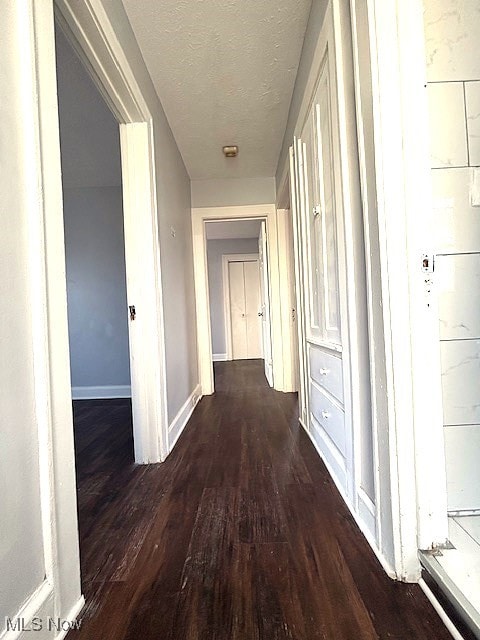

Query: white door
285,207,300,392
228,260,262,360
258,222,274,386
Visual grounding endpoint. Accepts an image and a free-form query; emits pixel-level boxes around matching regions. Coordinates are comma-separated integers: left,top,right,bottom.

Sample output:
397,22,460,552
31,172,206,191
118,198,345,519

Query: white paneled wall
424,0,480,512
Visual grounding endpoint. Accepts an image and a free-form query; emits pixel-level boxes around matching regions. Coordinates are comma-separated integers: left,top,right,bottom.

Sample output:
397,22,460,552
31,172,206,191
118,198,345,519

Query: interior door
258,222,274,386
228,260,262,360
229,261,248,359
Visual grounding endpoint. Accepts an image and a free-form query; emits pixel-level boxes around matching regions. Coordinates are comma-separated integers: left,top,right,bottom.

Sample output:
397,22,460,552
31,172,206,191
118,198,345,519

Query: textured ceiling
206,220,262,240
122,0,312,179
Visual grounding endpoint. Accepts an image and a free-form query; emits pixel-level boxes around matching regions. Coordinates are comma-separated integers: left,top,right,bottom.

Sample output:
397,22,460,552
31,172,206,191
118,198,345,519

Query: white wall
0,1,81,632
0,5,47,621
207,238,259,356
191,177,275,208
424,0,480,511
56,27,130,395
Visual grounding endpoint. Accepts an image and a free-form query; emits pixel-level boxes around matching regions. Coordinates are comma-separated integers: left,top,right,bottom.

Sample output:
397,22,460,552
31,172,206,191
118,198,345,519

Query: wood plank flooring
69,360,452,639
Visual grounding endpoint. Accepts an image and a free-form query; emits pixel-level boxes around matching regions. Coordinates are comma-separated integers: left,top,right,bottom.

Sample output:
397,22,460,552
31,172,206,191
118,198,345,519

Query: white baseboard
0,582,85,640
168,384,202,452
71,385,131,400
1,580,53,640
54,595,85,640
212,353,227,362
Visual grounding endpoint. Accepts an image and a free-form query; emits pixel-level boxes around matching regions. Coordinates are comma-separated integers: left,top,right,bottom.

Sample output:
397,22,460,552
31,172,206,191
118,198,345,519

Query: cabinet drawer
310,382,346,456
309,345,343,403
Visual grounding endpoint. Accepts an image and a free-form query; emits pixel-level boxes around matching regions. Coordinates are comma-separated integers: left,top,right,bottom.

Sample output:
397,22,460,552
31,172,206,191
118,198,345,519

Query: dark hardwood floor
69,360,452,639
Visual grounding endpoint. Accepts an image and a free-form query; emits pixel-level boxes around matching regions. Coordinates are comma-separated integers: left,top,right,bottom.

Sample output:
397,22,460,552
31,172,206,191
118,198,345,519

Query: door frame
347,0,449,574
53,0,169,464
192,205,285,394
222,253,260,361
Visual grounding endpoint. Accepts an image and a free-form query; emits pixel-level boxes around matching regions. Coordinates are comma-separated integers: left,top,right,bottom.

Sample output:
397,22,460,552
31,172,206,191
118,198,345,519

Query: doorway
205,219,273,387
53,9,168,465
193,205,288,395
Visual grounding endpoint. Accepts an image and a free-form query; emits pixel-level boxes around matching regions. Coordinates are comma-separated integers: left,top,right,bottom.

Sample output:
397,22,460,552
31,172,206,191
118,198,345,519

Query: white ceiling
206,220,262,240
122,0,312,180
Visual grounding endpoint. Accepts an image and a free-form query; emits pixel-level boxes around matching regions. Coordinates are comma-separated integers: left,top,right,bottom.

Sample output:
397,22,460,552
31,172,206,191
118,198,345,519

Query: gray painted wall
191,177,275,207
62,187,130,387
56,26,130,391
275,0,328,185
207,238,259,355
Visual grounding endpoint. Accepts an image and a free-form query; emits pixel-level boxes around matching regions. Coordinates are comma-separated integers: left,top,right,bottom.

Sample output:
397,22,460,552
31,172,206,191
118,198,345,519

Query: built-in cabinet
288,1,376,548
290,3,354,503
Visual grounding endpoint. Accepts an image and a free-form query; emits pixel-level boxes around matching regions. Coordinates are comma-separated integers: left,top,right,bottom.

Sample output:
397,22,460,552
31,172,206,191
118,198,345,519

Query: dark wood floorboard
68,360,452,639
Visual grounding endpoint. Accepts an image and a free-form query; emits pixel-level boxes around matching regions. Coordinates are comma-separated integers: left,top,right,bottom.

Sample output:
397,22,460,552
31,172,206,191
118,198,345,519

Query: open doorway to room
54,21,134,586
205,219,274,387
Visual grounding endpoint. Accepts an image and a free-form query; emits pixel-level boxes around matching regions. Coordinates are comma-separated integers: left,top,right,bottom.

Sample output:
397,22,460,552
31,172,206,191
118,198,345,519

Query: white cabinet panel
424,0,480,82
310,382,346,456
445,425,480,511
432,168,480,254
299,47,341,347
437,254,480,340
309,344,343,403
441,340,480,425
427,83,468,168
466,81,480,166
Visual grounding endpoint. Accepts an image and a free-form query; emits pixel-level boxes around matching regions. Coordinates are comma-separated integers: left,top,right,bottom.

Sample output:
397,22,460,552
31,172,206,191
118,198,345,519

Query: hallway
70,361,450,639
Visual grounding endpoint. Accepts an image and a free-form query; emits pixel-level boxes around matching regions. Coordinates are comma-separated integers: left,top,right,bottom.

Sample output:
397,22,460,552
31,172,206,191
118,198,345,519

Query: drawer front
309,344,344,404
310,382,346,457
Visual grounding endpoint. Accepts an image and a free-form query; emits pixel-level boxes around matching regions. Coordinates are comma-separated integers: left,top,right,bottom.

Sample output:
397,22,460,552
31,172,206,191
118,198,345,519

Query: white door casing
55,3,169,465
289,144,310,426
259,222,274,385
192,205,285,394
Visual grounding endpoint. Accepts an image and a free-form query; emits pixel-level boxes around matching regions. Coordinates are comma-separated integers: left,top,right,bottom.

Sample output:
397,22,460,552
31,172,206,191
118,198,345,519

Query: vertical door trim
221,253,260,361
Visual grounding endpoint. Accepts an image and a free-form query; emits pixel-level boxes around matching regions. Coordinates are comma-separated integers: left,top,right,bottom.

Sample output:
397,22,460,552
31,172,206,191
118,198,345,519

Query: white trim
53,595,85,640
418,579,465,640
276,209,298,393
0,581,53,640
192,205,285,395
19,1,82,632
212,353,227,362
168,384,202,451
119,122,168,463
71,385,131,400
221,253,260,361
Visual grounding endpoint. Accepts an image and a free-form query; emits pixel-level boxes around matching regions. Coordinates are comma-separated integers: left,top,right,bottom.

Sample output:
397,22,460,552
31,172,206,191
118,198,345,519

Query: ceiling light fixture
223,145,238,158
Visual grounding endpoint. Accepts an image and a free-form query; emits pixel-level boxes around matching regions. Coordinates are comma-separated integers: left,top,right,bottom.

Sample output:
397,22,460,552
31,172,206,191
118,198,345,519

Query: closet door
229,261,248,359
228,260,262,360
244,260,262,359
